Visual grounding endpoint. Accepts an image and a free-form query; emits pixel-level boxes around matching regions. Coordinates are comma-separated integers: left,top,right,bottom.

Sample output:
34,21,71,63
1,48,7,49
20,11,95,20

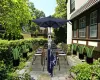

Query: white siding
88,41,98,47
67,0,88,19
67,23,72,44
73,40,77,43
67,0,72,44
75,0,88,10
78,41,86,45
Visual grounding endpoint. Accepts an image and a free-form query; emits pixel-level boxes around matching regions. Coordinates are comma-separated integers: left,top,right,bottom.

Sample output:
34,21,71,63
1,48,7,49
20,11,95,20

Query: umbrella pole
50,27,51,34
50,27,51,35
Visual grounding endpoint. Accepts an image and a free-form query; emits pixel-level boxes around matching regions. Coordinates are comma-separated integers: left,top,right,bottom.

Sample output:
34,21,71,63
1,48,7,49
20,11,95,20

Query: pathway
17,54,84,80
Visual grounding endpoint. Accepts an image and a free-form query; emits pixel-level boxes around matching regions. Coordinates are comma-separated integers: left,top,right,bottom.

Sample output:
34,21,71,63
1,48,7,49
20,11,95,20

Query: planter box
13,59,20,66
79,53,84,59
86,57,93,64
23,52,27,58
73,50,77,55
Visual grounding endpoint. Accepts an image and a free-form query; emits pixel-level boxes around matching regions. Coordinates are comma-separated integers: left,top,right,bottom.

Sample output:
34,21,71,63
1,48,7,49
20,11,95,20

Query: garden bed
0,38,47,80
70,59,100,80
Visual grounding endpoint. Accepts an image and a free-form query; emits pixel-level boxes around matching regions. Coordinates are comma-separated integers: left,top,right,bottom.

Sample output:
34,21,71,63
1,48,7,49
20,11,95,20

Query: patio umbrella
32,16,69,28
32,16,69,76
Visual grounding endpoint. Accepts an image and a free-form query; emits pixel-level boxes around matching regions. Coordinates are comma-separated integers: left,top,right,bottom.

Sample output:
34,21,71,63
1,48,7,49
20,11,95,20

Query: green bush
2,32,24,40
0,38,47,60
38,39,47,46
0,38,47,61
28,43,33,49
54,27,67,44
0,61,8,79
70,59,100,80
67,44,72,55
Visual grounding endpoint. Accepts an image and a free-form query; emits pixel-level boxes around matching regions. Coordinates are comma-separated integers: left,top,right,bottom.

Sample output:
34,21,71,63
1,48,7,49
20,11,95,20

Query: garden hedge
0,38,47,79
0,38,47,63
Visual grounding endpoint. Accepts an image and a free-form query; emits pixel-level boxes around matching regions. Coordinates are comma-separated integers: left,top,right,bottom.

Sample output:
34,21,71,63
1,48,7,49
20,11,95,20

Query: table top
36,48,65,54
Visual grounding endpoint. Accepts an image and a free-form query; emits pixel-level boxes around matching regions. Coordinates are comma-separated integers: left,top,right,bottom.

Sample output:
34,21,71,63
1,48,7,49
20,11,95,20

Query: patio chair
32,42,39,51
32,48,45,71
57,43,69,70
43,43,48,49
51,43,57,49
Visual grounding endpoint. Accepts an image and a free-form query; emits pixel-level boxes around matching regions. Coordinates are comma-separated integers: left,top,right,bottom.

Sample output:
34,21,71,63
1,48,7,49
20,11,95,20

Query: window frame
79,16,86,38
70,0,75,13
89,10,98,38
73,20,77,38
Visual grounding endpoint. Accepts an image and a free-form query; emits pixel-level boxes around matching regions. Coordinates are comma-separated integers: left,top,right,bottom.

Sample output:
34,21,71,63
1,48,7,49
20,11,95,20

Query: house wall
67,0,88,44
75,0,88,10
72,3,100,57
67,0,100,58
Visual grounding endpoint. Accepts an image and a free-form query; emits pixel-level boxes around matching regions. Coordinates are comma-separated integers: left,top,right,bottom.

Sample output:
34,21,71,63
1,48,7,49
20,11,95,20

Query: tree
28,2,45,37
0,0,45,39
53,0,67,19
0,0,32,40
53,0,67,43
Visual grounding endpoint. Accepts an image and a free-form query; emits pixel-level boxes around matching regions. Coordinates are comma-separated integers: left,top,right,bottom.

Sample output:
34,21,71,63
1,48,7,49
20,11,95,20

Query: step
67,55,84,66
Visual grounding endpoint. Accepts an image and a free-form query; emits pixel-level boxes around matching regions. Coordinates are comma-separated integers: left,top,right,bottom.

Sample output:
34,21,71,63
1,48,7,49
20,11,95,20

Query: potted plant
12,47,20,66
72,44,78,55
78,45,85,59
85,46,95,64
83,49,87,56
22,44,28,58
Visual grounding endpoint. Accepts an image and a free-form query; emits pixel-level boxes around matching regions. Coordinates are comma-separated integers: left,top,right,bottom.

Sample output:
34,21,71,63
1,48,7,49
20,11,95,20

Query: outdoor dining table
32,46,66,72
35,47,65,58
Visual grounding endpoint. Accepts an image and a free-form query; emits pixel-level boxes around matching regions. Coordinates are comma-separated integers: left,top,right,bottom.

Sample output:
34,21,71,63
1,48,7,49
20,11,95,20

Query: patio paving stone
17,54,84,80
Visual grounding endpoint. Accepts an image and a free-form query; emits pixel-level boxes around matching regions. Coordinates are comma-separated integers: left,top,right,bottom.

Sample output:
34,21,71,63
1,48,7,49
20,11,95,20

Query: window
79,17,86,37
70,0,75,13
73,20,77,38
90,10,97,38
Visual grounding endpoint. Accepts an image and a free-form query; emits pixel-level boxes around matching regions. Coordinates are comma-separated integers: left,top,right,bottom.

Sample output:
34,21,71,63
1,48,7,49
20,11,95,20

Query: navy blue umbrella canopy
32,16,69,28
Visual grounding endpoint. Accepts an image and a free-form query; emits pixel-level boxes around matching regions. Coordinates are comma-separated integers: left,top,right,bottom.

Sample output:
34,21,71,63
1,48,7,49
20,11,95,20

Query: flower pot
29,48,32,52
86,57,93,64
79,53,84,59
83,52,87,56
73,50,77,55
23,52,27,58
13,59,20,66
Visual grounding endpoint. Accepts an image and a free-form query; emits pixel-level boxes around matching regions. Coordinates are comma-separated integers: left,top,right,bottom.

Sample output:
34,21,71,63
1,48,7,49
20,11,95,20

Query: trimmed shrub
70,59,100,80
0,38,47,61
